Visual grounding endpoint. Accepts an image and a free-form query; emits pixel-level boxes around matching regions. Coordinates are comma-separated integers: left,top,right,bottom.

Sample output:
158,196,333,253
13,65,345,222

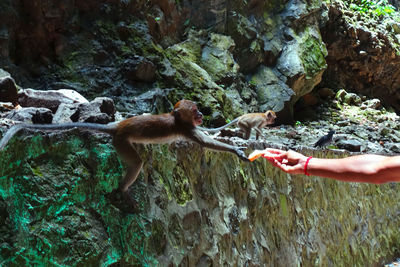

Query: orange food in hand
248,149,276,161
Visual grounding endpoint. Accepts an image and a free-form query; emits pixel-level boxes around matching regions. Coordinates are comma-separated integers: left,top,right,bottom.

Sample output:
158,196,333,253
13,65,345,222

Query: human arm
261,148,400,184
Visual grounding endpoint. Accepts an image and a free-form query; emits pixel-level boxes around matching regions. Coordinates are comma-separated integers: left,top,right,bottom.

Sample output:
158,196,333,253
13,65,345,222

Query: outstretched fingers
262,148,287,161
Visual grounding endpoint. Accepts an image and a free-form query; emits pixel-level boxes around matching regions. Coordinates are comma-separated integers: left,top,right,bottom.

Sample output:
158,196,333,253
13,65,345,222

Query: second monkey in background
199,111,276,140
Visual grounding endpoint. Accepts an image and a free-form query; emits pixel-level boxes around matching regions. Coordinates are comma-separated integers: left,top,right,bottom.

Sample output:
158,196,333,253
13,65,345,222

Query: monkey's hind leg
240,127,251,140
109,139,144,213
254,127,264,140
237,121,251,140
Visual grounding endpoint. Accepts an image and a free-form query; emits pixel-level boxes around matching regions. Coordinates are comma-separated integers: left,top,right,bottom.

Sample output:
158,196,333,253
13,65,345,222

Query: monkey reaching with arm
199,111,276,140
0,100,248,211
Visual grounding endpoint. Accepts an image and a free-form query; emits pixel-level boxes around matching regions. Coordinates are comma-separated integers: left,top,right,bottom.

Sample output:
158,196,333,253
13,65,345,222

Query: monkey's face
192,106,203,126
266,111,276,125
173,100,203,126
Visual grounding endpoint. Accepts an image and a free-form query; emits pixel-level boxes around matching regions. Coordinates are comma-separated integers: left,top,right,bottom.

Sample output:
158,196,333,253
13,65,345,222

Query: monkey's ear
174,101,182,110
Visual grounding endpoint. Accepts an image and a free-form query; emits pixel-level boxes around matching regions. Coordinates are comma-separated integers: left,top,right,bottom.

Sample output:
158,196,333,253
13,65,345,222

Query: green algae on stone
165,33,220,90
200,33,240,83
0,131,156,266
299,27,328,79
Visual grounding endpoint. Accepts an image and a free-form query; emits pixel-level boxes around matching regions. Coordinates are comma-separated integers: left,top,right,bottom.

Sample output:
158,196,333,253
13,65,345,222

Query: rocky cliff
0,0,328,123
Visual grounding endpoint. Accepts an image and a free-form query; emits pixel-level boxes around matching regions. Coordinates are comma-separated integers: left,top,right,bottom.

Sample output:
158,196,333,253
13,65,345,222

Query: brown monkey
0,100,248,211
199,111,276,140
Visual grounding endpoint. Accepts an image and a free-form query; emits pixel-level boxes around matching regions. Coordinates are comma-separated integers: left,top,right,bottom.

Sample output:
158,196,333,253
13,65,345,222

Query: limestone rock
18,89,88,113
336,139,362,152
321,2,400,112
250,65,293,112
70,97,116,124
6,107,53,124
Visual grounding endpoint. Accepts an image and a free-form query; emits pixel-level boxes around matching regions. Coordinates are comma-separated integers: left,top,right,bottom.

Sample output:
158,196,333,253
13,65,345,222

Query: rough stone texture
71,97,116,124
0,131,399,266
52,103,79,124
18,88,88,113
6,107,53,124
0,0,328,124
122,56,157,83
336,138,362,152
0,69,18,105
249,65,293,113
321,2,400,112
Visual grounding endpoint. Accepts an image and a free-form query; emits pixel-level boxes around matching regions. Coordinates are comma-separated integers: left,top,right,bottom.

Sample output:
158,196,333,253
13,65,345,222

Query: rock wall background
320,1,400,111
0,0,328,123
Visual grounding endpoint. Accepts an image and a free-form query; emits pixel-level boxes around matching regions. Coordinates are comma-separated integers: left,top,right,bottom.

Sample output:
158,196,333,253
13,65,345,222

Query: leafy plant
349,0,396,17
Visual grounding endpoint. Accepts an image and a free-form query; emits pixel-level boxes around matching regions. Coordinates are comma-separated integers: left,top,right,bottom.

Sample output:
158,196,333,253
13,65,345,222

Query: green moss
0,132,157,266
31,166,43,177
279,194,289,217
264,0,288,12
300,27,328,79
149,145,193,204
149,220,166,254
172,166,193,204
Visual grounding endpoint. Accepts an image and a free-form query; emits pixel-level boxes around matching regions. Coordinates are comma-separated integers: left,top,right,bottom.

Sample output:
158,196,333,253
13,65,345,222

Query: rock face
0,0,328,123
321,2,400,112
0,132,399,266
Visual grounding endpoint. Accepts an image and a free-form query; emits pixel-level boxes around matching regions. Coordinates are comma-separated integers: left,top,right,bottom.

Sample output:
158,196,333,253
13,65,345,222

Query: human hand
261,148,308,175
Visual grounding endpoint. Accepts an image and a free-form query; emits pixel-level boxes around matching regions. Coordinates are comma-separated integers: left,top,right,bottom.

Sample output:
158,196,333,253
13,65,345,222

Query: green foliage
349,0,396,17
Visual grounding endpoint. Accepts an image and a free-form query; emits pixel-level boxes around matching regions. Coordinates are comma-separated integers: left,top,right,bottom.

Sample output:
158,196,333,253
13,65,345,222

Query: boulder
18,89,89,113
6,107,53,124
52,103,78,124
0,70,18,105
361,99,381,110
336,139,362,152
249,65,293,114
200,33,239,84
71,97,116,124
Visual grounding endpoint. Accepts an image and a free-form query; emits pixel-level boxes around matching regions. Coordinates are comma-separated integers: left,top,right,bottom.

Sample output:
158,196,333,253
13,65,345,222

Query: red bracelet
304,156,312,176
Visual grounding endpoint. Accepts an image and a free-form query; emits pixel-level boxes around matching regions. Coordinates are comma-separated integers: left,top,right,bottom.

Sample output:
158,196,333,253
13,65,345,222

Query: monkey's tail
0,122,117,151
0,124,24,151
198,118,239,133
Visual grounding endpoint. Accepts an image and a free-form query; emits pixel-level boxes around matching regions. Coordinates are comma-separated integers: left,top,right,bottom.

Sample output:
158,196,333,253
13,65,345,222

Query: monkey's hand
235,147,249,162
